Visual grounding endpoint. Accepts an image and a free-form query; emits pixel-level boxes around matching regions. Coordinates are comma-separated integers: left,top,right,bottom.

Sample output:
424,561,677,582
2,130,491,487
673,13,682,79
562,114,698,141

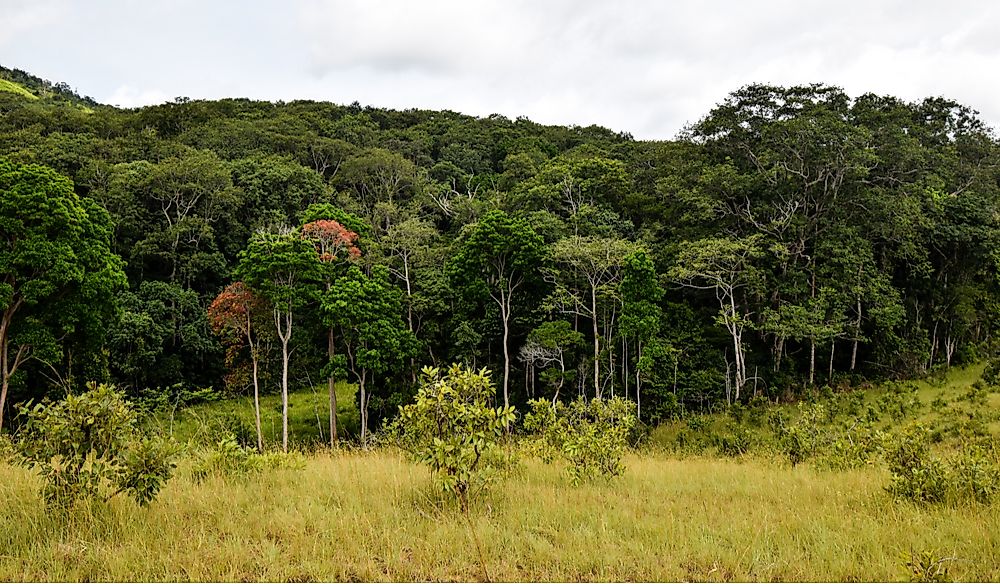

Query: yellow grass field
1,449,998,582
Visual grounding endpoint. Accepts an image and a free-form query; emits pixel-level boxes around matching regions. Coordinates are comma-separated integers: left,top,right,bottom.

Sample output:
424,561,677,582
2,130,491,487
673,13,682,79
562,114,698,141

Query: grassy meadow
2,365,1000,581
2,450,1000,581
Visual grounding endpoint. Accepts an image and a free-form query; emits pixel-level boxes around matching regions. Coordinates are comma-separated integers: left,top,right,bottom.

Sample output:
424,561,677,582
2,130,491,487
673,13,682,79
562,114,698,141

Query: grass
0,78,37,100
650,362,1000,458
153,381,360,446
3,364,999,581
1,450,999,581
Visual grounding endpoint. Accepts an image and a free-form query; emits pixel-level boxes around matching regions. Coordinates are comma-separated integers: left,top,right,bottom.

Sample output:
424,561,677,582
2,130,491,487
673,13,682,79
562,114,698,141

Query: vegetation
3,64,1000,580
15,383,176,507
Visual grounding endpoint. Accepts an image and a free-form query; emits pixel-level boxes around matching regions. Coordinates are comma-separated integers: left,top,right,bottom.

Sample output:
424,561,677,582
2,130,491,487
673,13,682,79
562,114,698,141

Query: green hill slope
650,362,999,461
0,78,36,99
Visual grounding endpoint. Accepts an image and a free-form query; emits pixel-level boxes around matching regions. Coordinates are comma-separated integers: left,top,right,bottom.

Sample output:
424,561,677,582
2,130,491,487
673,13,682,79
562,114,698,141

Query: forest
1,65,997,439
3,64,1000,580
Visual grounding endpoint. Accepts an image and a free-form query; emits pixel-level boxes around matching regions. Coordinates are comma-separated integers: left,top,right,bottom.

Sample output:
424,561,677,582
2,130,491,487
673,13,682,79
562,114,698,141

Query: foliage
885,426,1000,505
392,365,515,509
15,383,177,507
523,396,637,484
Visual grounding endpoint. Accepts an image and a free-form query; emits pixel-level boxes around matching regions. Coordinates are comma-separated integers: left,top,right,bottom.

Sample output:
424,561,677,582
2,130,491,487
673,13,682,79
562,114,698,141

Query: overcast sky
2,0,998,139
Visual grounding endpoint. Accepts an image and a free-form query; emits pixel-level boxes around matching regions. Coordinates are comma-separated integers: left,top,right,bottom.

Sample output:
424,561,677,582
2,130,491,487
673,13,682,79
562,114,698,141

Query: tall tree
549,236,639,397
324,265,414,445
0,159,126,431
451,210,546,410
301,214,362,446
235,228,320,452
208,282,267,451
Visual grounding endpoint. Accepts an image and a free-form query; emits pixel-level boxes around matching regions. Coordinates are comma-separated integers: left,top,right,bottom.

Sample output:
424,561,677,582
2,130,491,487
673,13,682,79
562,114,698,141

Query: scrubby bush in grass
392,365,515,510
778,403,827,466
524,396,636,484
16,383,178,507
885,426,948,503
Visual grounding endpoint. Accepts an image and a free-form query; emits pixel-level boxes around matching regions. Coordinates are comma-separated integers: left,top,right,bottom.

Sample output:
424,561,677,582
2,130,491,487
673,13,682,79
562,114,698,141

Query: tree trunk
328,326,338,446
500,297,511,412
275,306,293,453
591,287,600,398
635,340,642,421
850,297,862,372
0,338,8,434
809,338,816,387
359,370,368,447
250,343,263,452
828,341,835,384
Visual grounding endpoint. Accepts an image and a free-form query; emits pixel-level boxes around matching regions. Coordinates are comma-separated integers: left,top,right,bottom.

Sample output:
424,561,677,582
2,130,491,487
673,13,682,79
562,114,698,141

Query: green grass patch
153,381,360,447
0,78,37,100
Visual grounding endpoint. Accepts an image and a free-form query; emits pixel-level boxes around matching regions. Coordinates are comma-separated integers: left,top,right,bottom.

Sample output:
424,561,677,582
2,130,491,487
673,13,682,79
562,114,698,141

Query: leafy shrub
980,357,1000,387
0,433,14,462
16,383,178,507
902,549,956,583
715,424,753,457
885,427,948,503
392,365,515,510
819,422,887,470
778,403,827,466
524,396,637,484
949,443,1000,504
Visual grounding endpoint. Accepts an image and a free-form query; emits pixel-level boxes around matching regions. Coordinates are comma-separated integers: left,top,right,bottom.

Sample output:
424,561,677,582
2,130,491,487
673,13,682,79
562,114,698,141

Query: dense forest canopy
2,65,999,436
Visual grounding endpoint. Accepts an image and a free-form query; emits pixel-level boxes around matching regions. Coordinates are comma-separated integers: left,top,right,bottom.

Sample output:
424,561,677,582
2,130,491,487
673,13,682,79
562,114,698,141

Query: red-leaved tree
208,281,267,451
301,219,361,445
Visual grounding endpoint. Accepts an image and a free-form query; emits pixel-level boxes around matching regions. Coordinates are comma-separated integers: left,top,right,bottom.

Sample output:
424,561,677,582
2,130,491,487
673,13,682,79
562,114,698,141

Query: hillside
0,65,99,106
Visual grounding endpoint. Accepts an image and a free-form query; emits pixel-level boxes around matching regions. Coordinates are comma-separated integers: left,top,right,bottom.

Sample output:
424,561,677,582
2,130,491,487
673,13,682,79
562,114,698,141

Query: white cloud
106,85,170,109
2,0,1000,139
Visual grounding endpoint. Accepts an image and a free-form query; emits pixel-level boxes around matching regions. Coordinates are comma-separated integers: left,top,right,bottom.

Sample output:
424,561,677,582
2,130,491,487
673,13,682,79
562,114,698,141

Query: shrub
885,427,948,504
779,403,827,466
524,396,637,484
392,365,515,510
16,383,178,508
716,424,753,457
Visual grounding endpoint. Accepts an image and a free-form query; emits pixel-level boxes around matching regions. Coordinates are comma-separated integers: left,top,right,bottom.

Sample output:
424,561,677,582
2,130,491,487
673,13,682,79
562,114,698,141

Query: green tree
324,265,414,445
0,159,126,431
620,249,663,419
549,236,639,398
235,228,321,451
451,210,546,411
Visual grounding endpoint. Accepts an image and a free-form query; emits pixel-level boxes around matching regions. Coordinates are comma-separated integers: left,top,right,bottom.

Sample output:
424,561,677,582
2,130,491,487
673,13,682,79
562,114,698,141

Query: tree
235,228,321,452
549,236,639,398
518,320,584,405
323,265,413,445
451,210,546,411
301,212,362,446
208,282,267,451
670,236,762,403
620,249,663,419
0,159,126,431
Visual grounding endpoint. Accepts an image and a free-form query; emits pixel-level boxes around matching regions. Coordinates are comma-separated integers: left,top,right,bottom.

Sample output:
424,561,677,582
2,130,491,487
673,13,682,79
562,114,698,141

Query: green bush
885,427,948,503
524,396,637,484
16,383,178,508
392,365,515,510
779,403,827,466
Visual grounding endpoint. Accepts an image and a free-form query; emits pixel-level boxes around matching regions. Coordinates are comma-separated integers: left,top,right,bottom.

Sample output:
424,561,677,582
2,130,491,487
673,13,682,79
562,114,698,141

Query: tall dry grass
1,449,998,581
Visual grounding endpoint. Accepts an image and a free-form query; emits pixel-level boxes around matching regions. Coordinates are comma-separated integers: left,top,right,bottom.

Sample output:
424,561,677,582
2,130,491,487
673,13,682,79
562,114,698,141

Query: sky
2,0,999,140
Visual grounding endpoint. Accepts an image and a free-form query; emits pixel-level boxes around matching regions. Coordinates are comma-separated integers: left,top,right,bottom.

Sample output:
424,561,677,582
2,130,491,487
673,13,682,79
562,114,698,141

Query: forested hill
1,66,998,435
